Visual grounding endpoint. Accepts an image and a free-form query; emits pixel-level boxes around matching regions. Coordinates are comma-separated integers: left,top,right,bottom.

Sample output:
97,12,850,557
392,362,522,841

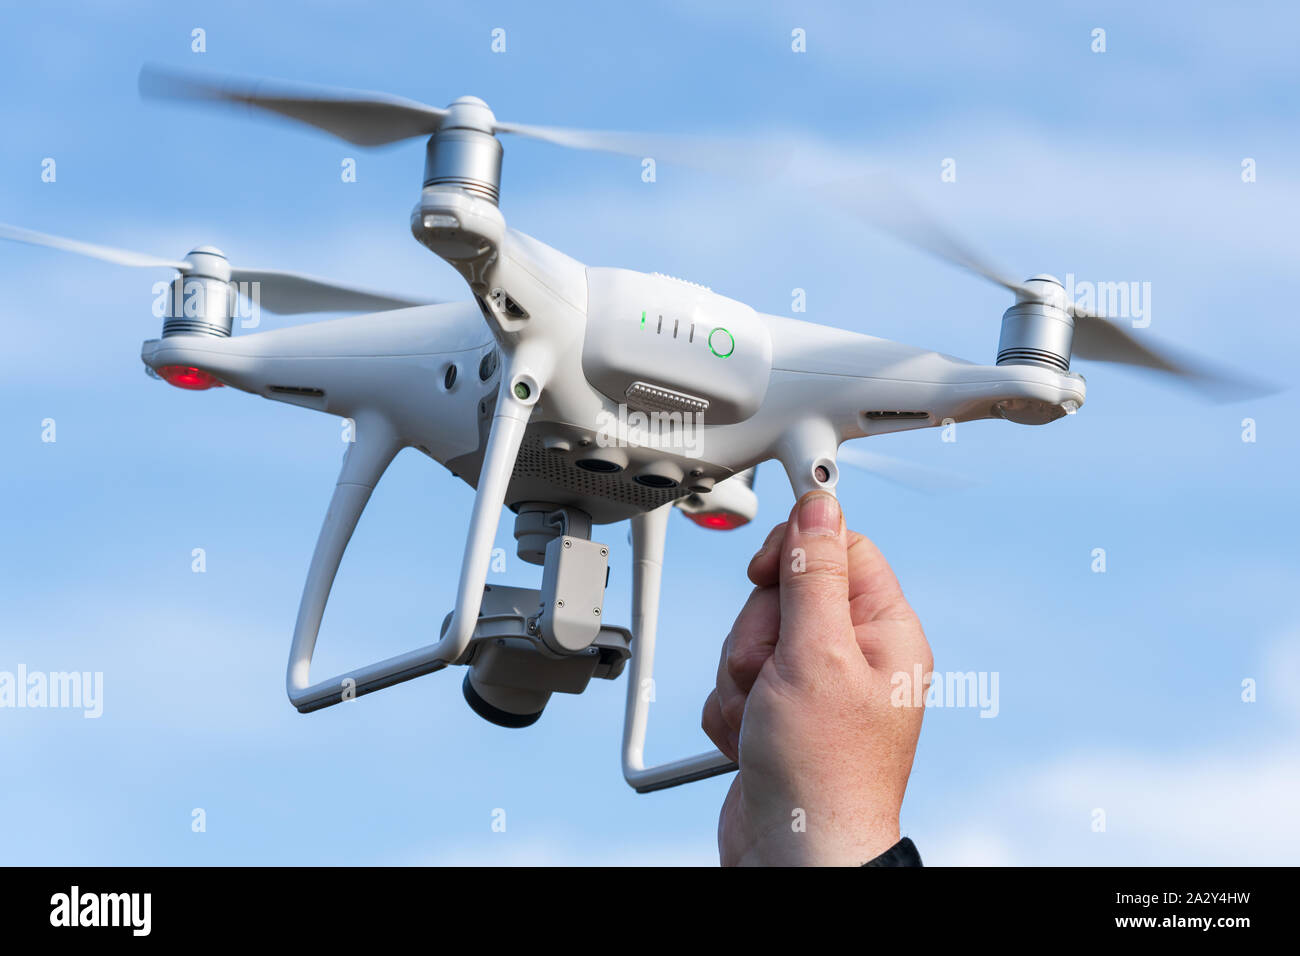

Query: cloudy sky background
1,0,1297,864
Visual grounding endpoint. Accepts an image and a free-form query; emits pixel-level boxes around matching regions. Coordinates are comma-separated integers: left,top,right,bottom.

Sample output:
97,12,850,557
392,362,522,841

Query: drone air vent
625,382,709,416
511,435,689,510
269,385,325,398
864,410,930,422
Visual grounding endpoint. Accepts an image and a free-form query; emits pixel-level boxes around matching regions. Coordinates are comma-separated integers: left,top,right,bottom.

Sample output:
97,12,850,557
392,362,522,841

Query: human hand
701,491,932,866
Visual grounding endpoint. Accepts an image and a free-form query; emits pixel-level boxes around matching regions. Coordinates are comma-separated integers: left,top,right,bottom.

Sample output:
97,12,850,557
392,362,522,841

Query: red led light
157,366,223,390
686,511,748,531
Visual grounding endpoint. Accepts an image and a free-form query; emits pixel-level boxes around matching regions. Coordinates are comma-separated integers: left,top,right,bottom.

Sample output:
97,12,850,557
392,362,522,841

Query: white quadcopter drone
2,67,1260,792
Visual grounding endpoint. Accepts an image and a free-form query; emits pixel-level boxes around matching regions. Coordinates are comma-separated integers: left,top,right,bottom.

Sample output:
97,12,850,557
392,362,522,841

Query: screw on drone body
599,548,608,558
557,600,565,608
563,539,572,549
592,607,601,616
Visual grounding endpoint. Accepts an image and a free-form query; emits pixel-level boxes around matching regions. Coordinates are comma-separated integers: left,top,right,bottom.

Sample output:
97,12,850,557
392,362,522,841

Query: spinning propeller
828,178,1272,401
0,222,435,317
138,65,716,162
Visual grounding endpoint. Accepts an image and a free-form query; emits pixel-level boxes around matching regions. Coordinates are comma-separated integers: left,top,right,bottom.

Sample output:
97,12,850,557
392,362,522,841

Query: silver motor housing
161,246,235,338
996,274,1074,372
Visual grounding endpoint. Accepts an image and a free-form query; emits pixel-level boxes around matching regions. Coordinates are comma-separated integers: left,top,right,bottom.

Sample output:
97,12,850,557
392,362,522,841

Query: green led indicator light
708,326,735,358
640,310,646,329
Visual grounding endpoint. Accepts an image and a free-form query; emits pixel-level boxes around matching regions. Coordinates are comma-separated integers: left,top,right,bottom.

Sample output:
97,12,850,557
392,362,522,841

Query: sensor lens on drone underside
576,458,623,474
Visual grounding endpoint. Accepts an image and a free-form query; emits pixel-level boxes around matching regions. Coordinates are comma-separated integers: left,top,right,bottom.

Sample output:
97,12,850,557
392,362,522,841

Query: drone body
4,67,1248,792
141,223,1085,524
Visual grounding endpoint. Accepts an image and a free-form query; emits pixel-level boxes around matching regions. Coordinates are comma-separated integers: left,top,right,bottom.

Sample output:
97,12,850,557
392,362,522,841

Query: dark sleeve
861,836,923,867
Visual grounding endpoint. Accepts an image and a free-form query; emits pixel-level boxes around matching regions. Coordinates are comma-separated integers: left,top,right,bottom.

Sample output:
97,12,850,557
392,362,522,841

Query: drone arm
285,380,535,712
622,504,739,793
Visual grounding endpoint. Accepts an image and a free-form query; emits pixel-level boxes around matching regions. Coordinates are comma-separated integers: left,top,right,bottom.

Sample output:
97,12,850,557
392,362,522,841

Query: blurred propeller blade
1068,307,1274,400
492,120,784,172
0,222,189,270
230,267,434,315
828,178,1273,399
838,446,978,495
139,65,449,147
1,221,437,315
492,120,667,157
834,178,1026,296
1069,308,1192,375
139,64,776,172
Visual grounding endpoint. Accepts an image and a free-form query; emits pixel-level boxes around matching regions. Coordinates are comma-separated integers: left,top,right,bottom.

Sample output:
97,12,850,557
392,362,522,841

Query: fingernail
796,492,840,537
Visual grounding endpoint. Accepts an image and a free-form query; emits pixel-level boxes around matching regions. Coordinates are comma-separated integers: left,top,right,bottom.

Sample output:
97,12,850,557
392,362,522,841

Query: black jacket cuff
862,836,922,867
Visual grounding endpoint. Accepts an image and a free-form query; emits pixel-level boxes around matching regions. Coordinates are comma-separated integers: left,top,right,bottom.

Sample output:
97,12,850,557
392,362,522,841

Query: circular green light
513,381,530,400
708,327,735,358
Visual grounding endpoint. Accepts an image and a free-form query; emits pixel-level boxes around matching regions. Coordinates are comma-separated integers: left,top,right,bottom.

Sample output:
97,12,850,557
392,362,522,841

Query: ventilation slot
269,385,325,398
625,382,709,415
864,410,929,422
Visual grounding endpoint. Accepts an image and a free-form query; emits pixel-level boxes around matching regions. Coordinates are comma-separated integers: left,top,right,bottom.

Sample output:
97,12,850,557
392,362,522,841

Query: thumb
777,491,857,670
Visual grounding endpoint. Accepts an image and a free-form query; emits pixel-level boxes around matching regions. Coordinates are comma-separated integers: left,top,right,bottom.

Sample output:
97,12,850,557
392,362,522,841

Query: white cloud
924,635,1300,866
925,742,1300,866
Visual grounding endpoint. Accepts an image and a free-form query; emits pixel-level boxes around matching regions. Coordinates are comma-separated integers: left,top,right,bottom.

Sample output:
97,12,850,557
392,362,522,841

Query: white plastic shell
582,268,773,424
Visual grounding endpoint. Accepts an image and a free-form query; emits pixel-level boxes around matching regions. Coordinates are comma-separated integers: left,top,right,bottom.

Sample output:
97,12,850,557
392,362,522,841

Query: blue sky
1,0,1297,864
